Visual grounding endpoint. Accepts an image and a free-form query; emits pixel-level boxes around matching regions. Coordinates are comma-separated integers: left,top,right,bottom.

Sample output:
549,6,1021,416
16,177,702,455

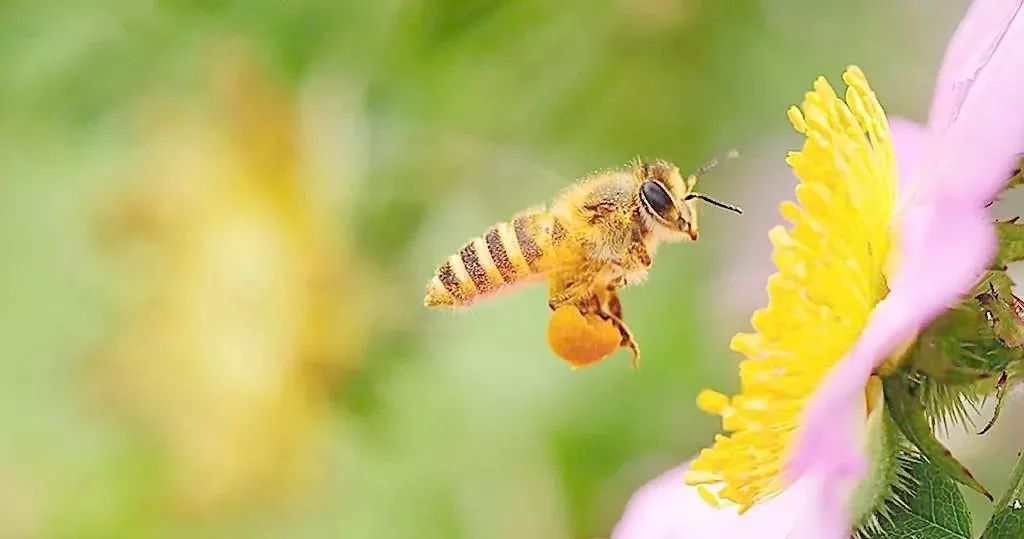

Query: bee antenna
685,193,743,215
693,149,740,177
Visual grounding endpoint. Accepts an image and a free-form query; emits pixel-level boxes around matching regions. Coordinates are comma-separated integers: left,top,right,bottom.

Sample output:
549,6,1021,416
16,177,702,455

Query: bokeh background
2,0,1021,537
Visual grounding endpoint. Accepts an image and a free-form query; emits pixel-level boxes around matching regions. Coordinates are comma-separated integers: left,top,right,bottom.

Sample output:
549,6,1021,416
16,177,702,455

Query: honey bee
424,155,742,366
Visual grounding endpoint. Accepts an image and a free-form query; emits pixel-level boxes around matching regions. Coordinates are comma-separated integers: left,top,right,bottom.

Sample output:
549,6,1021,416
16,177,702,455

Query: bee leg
607,288,623,320
595,310,639,368
550,273,640,367
627,235,652,270
548,266,604,311
596,286,640,368
547,281,593,311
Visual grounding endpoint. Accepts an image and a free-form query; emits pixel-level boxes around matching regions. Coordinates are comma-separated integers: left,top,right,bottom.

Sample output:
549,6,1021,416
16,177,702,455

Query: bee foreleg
627,239,652,269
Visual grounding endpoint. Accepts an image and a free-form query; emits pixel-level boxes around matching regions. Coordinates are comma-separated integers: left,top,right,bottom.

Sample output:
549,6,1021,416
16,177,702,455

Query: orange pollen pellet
546,305,620,368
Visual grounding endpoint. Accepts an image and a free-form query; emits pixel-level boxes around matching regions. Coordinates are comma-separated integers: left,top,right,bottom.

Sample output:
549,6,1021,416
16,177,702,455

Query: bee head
637,158,742,242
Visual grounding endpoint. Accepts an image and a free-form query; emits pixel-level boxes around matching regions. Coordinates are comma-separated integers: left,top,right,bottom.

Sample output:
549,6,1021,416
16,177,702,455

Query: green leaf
980,450,1024,539
883,376,994,501
862,453,972,539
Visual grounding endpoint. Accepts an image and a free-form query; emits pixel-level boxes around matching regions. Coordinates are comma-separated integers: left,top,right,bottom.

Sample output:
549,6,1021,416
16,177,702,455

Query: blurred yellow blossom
94,50,364,516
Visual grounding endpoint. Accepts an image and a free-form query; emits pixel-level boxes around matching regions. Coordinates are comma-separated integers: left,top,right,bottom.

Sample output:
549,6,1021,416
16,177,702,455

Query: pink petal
612,464,819,539
929,0,1024,131
889,117,927,193
788,199,997,537
923,0,1024,205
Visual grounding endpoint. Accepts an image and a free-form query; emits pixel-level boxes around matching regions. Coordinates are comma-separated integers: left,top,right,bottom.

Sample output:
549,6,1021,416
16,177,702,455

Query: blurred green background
2,0,1020,538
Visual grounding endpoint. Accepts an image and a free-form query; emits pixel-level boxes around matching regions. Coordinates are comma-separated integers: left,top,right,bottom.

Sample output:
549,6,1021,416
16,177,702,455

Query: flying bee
424,154,742,366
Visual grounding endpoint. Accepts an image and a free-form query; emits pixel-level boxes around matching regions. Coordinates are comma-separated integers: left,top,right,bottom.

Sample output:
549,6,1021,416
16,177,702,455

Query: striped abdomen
424,209,565,308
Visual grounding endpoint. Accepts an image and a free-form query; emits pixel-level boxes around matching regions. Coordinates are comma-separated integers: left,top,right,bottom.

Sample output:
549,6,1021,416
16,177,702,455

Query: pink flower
614,463,817,539
613,0,1024,537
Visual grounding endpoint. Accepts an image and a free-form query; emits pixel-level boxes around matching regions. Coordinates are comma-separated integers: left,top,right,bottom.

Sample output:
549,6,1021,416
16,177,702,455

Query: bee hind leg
596,310,639,368
549,275,640,368
597,287,640,368
548,281,592,311
607,288,623,320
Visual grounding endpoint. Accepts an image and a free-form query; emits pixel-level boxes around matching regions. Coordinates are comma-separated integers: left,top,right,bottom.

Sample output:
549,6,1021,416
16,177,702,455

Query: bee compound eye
640,180,674,219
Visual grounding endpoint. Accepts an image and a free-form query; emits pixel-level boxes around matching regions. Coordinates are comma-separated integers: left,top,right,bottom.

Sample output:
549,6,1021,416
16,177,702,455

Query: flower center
684,66,898,511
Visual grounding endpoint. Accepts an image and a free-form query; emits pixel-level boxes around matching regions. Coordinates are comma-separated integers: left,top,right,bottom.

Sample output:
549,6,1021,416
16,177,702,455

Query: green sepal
980,450,1024,539
975,274,1024,348
994,218,1024,269
978,371,1010,435
1002,157,1024,191
894,270,1023,433
882,375,993,501
995,157,1024,264
850,398,901,533
904,272,1020,385
860,451,973,539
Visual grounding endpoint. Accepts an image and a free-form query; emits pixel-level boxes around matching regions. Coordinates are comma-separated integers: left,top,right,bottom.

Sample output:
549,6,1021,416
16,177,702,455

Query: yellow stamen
697,485,722,508
684,66,898,509
697,389,731,415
